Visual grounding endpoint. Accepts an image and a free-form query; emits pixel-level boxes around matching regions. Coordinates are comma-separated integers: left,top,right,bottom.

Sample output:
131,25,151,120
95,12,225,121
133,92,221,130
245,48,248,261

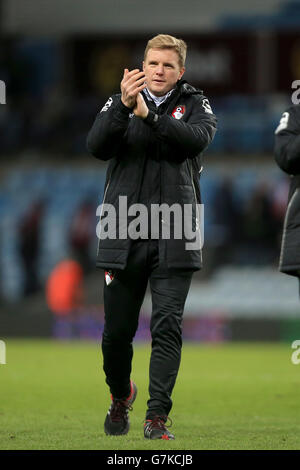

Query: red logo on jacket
171,105,185,120
105,270,114,286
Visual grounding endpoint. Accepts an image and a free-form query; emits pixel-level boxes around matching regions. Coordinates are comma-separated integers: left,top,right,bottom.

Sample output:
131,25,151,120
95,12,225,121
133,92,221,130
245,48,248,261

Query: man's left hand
133,93,149,119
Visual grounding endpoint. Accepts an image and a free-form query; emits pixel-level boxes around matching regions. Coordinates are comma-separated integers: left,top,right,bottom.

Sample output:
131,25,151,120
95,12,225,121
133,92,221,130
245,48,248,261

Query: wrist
141,108,149,120
120,97,134,110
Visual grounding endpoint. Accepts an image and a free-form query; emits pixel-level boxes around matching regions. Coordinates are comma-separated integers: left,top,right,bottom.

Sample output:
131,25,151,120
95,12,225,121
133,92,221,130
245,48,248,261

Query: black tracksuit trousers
102,239,193,419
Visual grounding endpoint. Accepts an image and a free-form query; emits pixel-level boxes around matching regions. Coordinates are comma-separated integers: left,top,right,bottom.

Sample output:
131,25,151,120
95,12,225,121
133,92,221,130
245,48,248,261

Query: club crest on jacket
172,105,185,120
105,270,114,285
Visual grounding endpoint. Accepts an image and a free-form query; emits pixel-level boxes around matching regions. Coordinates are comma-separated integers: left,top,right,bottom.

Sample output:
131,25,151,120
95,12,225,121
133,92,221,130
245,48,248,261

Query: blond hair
144,34,187,68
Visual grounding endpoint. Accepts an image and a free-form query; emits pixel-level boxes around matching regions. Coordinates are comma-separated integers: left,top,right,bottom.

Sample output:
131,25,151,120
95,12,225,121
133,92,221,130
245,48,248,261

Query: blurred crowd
0,39,101,157
0,169,287,302
18,197,97,297
0,84,101,157
205,175,289,272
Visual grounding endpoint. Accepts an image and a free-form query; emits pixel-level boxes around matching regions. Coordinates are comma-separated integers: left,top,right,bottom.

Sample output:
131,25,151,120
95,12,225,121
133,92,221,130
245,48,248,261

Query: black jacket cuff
144,110,159,127
116,99,133,115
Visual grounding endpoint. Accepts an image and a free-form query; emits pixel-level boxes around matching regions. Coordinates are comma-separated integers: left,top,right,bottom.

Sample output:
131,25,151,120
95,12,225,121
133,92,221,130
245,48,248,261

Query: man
87,34,217,440
274,104,300,293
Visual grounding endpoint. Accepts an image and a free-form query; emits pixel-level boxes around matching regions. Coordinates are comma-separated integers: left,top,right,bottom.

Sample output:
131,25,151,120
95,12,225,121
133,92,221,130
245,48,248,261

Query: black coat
87,80,217,270
274,104,300,277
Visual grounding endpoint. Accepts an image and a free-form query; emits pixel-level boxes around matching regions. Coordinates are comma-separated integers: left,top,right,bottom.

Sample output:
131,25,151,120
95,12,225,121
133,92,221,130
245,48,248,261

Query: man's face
143,48,185,97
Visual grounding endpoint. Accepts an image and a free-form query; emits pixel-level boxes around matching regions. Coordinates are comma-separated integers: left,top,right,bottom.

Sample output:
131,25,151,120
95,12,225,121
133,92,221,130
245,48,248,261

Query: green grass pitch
1,339,300,450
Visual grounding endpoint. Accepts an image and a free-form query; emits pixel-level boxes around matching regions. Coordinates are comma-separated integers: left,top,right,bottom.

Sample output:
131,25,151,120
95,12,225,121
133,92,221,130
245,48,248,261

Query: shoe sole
144,434,175,440
104,421,129,436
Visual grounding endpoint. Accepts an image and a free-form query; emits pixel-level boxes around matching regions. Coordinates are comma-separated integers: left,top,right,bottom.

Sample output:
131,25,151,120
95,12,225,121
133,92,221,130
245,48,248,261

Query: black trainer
144,415,175,440
104,380,137,436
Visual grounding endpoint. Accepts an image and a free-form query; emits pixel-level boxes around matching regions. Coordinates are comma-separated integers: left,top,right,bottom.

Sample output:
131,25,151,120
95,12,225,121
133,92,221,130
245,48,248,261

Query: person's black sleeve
143,94,217,160
274,105,300,175
87,95,131,161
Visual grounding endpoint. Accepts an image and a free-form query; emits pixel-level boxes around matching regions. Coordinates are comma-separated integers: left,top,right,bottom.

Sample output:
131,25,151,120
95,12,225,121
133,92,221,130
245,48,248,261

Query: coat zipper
96,178,111,257
187,160,202,258
279,188,299,270
159,92,180,232
188,160,201,249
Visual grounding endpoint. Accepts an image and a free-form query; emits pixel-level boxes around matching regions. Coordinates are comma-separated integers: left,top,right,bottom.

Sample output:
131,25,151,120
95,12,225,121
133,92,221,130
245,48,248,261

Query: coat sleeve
86,95,131,161
143,94,217,160
274,105,300,175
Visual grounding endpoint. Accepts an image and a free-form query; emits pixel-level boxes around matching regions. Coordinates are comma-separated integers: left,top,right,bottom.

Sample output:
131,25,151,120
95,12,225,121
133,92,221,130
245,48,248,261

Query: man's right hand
121,69,146,109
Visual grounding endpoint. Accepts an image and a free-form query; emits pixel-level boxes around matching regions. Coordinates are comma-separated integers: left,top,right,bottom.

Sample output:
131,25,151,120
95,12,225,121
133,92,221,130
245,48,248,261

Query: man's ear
179,67,185,80
143,61,145,72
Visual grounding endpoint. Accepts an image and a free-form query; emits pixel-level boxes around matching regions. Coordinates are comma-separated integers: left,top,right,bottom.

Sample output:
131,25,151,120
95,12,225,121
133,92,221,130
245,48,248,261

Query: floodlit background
0,0,300,341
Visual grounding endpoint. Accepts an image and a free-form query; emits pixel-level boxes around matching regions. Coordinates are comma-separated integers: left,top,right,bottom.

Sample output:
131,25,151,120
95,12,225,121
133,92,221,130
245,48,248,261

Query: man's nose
156,64,164,75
